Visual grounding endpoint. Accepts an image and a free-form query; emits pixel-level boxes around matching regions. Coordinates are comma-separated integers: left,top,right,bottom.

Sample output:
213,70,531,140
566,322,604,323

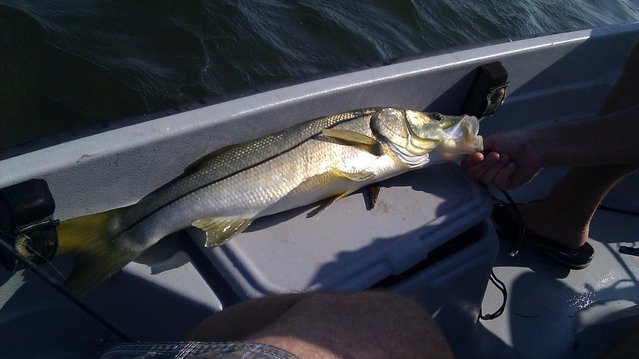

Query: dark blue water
1,0,638,150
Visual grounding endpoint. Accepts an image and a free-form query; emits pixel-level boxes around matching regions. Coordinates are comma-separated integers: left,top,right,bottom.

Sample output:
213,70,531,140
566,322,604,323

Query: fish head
371,108,483,167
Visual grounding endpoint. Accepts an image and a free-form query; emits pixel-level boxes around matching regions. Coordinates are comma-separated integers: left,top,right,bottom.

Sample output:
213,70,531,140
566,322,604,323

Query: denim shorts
100,341,298,359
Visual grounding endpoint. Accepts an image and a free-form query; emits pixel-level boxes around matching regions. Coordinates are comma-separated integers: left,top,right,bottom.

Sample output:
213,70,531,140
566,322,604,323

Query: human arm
462,104,639,190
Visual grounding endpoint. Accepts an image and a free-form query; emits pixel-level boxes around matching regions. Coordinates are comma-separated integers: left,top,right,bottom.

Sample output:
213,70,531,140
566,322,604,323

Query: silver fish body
56,107,482,292
111,108,481,252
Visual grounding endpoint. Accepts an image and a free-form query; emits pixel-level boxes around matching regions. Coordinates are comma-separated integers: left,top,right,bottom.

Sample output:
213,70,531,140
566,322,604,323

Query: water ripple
1,0,638,148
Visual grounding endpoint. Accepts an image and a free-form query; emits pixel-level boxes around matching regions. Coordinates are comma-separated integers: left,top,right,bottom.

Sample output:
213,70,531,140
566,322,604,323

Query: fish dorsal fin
322,128,381,155
184,145,234,175
192,217,253,247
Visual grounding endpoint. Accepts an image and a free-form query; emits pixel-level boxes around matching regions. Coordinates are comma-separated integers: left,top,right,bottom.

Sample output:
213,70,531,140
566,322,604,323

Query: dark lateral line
114,111,373,237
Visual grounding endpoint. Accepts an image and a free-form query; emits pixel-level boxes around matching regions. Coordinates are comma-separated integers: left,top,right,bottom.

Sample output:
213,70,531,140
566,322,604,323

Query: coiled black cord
479,270,508,320
479,189,520,320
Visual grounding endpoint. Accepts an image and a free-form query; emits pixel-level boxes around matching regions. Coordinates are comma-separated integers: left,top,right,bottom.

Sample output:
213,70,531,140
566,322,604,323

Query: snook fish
56,108,483,292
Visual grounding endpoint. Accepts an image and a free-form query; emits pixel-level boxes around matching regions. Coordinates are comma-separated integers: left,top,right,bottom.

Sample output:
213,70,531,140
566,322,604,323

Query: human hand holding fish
461,130,543,190
461,104,639,190
54,107,483,293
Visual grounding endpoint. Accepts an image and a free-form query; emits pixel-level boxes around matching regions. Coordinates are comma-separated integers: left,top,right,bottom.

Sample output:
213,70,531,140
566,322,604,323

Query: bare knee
250,291,453,358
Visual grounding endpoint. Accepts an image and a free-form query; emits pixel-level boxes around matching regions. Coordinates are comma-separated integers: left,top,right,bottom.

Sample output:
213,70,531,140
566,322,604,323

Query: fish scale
116,115,395,250
54,107,482,292
119,108,380,230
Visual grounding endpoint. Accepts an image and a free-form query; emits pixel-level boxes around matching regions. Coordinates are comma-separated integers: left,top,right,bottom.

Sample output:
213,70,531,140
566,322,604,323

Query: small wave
1,0,638,148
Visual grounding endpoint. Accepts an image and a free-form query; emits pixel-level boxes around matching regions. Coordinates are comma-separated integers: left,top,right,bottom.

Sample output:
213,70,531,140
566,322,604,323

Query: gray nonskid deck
475,180,639,358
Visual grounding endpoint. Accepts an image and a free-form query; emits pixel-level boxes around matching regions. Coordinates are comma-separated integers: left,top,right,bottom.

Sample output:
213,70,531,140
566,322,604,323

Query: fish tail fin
56,210,139,293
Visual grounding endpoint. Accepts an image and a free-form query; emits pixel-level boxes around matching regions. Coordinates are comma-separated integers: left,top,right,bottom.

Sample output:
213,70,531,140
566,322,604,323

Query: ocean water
1,0,638,150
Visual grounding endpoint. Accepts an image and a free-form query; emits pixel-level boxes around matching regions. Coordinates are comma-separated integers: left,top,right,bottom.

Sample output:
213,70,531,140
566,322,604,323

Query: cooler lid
193,163,492,298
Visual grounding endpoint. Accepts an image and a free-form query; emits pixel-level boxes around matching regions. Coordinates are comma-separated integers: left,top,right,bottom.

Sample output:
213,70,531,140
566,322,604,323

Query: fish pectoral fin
192,217,253,247
330,168,375,182
322,128,381,155
310,168,376,215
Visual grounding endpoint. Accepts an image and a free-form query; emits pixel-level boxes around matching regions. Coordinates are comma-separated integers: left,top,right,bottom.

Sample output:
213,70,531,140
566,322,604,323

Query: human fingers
492,162,517,190
478,154,511,185
481,136,495,153
460,152,484,169
508,165,541,190
464,152,500,180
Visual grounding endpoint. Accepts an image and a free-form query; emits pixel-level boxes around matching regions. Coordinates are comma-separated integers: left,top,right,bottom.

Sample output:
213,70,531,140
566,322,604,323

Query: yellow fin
310,168,374,214
314,189,356,214
322,128,381,155
56,209,139,294
330,167,374,182
184,145,233,174
192,217,253,247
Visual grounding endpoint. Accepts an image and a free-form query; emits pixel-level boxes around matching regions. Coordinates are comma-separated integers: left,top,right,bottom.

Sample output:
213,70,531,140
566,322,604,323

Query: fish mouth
434,115,483,153
469,135,484,153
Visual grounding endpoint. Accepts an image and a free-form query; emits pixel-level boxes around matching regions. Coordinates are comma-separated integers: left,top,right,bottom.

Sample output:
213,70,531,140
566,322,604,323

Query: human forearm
461,105,639,190
530,105,639,168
